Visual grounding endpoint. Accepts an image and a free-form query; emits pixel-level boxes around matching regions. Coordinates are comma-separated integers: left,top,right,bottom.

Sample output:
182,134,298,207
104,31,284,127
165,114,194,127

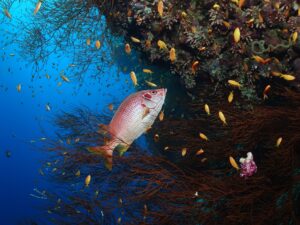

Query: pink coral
239,152,257,178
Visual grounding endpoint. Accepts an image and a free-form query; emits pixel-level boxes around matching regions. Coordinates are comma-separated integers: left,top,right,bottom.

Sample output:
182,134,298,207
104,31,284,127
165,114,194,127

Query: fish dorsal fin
114,144,129,156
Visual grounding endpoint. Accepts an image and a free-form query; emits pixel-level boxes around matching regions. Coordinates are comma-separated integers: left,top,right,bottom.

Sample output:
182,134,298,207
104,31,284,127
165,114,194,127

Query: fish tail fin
86,145,113,171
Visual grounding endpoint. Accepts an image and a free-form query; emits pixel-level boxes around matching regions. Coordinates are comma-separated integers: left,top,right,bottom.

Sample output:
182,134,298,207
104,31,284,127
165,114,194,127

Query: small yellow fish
201,158,207,163
145,80,157,87
39,169,44,176
4,9,12,19
117,217,122,224
157,0,163,17
131,36,141,43
280,74,296,81
292,31,298,44
34,1,42,15
125,43,131,54
223,21,231,29
86,38,91,45
199,133,209,141
218,111,227,125
157,40,167,50
75,170,80,176
45,104,51,111
85,174,91,187
246,18,254,25
204,104,210,115
181,11,187,18
142,69,153,74
274,2,280,10
181,148,187,156
276,137,282,147
228,80,241,88
61,75,70,82
16,84,21,92
95,40,101,49
228,91,234,103
130,71,138,86
192,61,200,74
233,27,240,43
196,149,204,155
229,156,240,170
169,48,176,62
159,110,164,121
263,85,271,100
213,3,220,10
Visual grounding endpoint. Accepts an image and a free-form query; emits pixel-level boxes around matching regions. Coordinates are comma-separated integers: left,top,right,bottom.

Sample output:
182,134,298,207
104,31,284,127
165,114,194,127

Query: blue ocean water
0,2,144,224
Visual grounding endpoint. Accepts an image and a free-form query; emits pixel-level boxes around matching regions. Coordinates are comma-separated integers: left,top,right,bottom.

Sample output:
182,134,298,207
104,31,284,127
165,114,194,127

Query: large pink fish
87,88,167,170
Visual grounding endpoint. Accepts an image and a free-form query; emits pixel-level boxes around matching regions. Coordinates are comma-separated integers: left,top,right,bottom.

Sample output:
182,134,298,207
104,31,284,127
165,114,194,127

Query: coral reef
96,0,300,99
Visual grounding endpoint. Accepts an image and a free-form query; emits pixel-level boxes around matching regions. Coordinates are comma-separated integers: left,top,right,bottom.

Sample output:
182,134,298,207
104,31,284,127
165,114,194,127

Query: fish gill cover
0,0,300,225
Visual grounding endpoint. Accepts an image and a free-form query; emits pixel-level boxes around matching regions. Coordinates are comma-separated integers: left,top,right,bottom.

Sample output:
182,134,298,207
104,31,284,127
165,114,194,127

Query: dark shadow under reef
37,85,300,225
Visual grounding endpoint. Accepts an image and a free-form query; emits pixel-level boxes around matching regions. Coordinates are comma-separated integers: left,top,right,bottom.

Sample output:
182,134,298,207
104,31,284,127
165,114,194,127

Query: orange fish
229,156,239,170
131,36,141,43
4,9,12,19
196,149,204,155
263,85,271,99
95,40,101,49
108,104,114,111
233,27,240,43
125,43,131,54
238,0,246,8
169,48,176,62
159,110,164,121
86,38,91,45
34,1,42,15
192,61,199,74
157,0,163,17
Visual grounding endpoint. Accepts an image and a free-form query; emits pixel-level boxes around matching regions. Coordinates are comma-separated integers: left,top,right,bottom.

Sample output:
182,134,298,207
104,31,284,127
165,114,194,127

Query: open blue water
0,2,142,224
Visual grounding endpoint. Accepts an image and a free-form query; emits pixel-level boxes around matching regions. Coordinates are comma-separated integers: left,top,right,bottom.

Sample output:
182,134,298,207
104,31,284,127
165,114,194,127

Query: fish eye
151,90,157,95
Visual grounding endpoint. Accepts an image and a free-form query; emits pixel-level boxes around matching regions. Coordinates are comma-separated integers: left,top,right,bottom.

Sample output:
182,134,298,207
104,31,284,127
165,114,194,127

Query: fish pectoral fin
114,144,130,156
142,107,150,119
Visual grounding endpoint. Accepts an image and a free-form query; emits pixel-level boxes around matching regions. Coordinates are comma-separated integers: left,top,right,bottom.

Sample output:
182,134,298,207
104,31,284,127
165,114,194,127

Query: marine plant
37,85,300,224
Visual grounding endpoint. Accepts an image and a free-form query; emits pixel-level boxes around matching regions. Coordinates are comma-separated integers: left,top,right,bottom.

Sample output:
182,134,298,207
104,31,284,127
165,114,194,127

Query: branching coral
38,86,300,225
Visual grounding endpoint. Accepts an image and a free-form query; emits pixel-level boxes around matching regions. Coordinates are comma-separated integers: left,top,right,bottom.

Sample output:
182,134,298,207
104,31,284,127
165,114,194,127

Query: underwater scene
0,0,299,224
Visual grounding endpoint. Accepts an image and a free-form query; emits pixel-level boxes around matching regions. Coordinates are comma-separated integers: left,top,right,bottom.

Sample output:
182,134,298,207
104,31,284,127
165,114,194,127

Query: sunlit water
0,2,151,224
